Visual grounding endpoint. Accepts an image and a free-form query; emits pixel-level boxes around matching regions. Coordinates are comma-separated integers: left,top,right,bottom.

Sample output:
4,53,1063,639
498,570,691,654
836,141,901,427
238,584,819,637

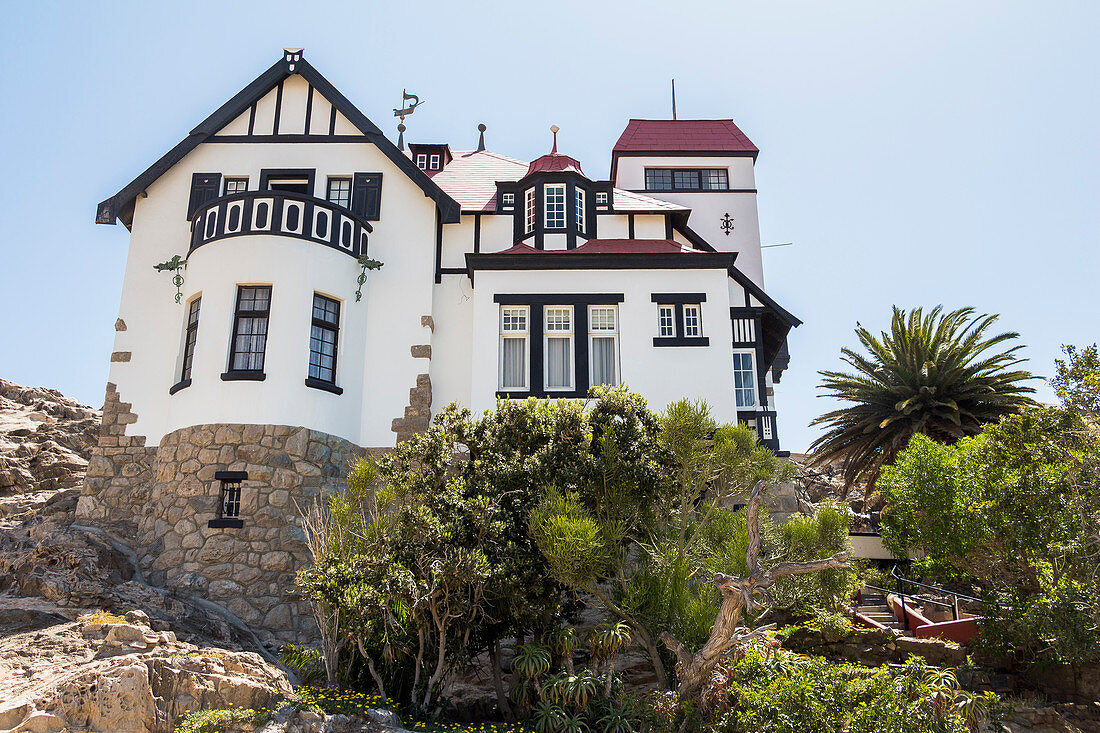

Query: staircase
856,592,905,632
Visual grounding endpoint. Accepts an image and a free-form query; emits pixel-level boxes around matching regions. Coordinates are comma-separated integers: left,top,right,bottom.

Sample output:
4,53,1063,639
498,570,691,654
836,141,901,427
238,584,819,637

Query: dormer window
574,189,585,233
596,191,608,205
502,192,515,207
429,154,441,171
416,154,428,170
545,184,566,229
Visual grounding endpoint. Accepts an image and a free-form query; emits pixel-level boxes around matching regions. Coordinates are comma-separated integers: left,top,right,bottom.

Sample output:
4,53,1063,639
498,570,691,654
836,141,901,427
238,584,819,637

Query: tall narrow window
224,178,249,196
180,297,201,381
683,304,702,338
499,307,529,390
524,189,536,233
545,185,566,229
326,177,351,209
227,286,271,375
589,306,619,387
544,306,573,390
733,352,757,408
575,188,586,232
657,305,675,337
308,294,340,385
220,477,242,519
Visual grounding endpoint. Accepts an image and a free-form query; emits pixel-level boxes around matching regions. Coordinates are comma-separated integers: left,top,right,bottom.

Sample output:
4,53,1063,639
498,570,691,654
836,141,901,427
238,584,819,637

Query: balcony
189,191,373,259
739,410,781,453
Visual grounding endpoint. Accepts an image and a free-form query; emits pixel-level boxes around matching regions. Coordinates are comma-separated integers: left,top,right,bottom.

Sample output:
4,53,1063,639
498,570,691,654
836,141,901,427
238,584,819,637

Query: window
308,294,340,384
733,351,757,408
657,305,675,337
220,477,242,518
645,169,673,190
645,168,730,191
227,286,271,374
264,176,310,194
429,154,441,170
545,184,566,229
326,177,351,209
595,191,608,205
499,307,529,390
683,304,702,338
224,178,248,196
589,306,619,387
544,306,573,390
180,297,201,381
524,189,536,233
575,188,586,233
502,192,515,206
416,154,427,170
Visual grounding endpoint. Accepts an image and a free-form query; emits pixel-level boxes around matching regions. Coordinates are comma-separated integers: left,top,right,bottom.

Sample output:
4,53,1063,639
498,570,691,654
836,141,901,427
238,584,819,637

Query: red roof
496,240,703,255
612,119,758,154
526,152,584,177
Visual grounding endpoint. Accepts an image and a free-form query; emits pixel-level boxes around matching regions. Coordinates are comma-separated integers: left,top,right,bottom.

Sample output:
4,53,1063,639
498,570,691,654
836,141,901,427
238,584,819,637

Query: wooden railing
739,410,780,451
189,191,373,259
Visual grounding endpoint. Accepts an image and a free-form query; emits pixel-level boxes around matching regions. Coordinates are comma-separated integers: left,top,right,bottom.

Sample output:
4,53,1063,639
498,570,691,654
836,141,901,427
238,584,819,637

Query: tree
810,305,1036,488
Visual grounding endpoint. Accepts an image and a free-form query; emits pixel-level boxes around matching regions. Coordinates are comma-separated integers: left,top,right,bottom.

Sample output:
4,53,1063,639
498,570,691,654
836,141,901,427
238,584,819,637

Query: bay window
225,285,271,378
525,189,536,233
575,188,586,233
589,306,619,387
544,306,573,390
499,306,529,390
545,184,566,229
307,293,341,392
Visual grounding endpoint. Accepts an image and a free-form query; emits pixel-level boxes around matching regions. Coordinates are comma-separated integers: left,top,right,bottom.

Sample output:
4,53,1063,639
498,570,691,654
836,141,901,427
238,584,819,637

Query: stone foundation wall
76,382,156,534
140,423,368,645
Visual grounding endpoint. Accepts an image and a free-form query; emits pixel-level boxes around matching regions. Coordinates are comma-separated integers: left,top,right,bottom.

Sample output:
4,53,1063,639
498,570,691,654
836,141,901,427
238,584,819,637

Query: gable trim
96,52,460,228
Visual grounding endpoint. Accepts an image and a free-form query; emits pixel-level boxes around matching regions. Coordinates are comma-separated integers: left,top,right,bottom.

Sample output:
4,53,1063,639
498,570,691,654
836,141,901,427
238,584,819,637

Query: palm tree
809,306,1035,487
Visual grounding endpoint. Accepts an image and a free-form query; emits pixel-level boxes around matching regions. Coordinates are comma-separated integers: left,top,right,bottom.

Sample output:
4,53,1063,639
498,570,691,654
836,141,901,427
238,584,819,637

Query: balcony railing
189,191,373,259
738,410,780,452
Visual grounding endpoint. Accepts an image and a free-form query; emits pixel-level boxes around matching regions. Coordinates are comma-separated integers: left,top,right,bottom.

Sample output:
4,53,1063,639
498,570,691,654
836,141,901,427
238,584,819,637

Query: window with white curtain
574,188,585,232
733,351,757,407
545,185,566,229
589,306,619,387
499,306,529,390
657,305,675,337
525,189,536,233
544,306,573,390
683,304,702,337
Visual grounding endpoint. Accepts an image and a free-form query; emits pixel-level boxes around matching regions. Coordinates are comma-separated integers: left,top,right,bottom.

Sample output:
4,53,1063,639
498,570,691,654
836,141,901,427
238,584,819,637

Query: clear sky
1,1,1097,452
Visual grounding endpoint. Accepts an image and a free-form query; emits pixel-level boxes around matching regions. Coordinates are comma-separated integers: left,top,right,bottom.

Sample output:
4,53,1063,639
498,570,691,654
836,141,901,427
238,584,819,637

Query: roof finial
397,123,406,151
671,79,677,120
477,123,487,152
550,124,559,154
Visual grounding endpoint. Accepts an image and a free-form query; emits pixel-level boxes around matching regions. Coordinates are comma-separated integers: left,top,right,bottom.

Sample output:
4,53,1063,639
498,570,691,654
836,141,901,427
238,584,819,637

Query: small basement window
208,470,247,528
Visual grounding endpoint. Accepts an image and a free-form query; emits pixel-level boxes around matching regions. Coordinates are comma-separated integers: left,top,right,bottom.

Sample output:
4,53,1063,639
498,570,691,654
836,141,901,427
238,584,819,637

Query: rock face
0,609,292,733
0,379,99,527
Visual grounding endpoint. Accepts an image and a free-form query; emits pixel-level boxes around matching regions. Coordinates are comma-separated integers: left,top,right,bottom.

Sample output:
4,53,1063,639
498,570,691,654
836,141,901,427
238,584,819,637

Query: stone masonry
391,314,434,443
76,382,156,535
137,423,366,645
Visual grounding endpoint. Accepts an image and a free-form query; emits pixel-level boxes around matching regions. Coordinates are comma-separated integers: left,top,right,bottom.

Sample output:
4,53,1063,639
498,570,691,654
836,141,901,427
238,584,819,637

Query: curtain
591,337,617,386
546,337,571,388
502,338,526,389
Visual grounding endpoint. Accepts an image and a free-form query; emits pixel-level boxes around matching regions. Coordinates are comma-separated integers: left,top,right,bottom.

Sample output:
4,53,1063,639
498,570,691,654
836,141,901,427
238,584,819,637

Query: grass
84,610,127,625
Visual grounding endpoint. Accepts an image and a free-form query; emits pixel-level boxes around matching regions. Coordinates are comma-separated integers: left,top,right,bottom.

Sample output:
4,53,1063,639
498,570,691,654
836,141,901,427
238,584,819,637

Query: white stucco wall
469,268,739,423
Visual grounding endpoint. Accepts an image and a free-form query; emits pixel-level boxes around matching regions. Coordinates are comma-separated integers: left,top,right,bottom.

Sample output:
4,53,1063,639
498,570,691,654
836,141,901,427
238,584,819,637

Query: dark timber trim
96,52,460,228
214,470,249,481
220,370,266,382
653,336,710,347
650,292,707,303
168,379,192,395
305,377,344,395
208,518,245,529
610,149,758,180
259,168,316,194
468,251,736,274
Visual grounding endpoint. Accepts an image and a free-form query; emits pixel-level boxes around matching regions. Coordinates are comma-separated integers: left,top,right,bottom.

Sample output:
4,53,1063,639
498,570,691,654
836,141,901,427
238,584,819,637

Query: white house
78,49,801,643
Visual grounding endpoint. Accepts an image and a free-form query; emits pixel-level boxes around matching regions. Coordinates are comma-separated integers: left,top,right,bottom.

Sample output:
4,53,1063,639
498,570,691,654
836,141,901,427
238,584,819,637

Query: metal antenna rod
671,79,677,120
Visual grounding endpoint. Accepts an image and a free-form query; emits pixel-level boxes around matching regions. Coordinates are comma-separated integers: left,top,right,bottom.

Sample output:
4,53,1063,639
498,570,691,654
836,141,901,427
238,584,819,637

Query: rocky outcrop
0,609,292,733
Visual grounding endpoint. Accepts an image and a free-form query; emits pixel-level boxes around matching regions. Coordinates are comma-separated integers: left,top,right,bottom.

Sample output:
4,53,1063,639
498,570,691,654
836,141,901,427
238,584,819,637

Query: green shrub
773,501,856,612
174,707,276,733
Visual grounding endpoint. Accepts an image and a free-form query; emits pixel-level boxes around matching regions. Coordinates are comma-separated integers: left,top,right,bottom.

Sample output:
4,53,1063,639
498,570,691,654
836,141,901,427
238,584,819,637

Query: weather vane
394,89,424,150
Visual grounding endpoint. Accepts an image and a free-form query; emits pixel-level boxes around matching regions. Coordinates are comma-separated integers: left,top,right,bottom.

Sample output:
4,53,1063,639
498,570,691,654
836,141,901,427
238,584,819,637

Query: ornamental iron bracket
355,255,384,302
153,255,187,303
720,213,735,237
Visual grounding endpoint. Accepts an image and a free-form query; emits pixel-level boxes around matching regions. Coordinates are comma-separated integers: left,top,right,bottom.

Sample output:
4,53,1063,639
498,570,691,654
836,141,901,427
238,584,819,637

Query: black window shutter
350,173,382,221
187,173,222,219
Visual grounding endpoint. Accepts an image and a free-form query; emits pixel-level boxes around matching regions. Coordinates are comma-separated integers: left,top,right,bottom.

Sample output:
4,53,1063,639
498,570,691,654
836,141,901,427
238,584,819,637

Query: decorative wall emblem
720,213,735,236
152,255,187,303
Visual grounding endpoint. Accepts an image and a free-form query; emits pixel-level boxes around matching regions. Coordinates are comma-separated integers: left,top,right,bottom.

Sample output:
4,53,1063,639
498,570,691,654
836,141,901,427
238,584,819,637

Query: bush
773,502,855,612
174,707,276,733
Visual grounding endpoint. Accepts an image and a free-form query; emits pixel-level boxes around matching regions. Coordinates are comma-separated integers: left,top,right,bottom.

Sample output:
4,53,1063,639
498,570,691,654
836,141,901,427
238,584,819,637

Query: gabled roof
496,239,704,256
612,119,758,154
96,50,461,228
611,189,688,213
426,150,529,212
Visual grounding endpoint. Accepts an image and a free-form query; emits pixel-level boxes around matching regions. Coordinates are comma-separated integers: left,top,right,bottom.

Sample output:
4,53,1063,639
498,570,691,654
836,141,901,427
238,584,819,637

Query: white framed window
430,154,441,170
544,306,574,390
575,188,586,232
545,184,566,229
499,306,529,391
733,351,757,408
657,305,675,337
502,192,515,206
224,178,249,196
525,189,536,233
589,306,619,387
683,304,702,338
416,154,427,170
326,177,351,209
595,191,608,205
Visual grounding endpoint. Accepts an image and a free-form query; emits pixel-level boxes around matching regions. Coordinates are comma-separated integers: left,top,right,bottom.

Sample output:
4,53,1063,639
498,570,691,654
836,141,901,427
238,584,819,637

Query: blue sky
1,1,1097,452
